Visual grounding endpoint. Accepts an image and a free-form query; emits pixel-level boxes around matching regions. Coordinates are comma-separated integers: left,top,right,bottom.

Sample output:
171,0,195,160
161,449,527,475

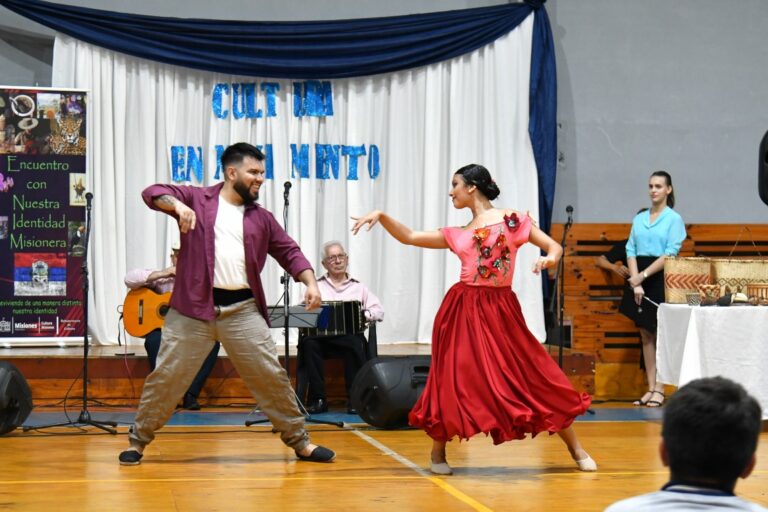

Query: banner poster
0,86,88,347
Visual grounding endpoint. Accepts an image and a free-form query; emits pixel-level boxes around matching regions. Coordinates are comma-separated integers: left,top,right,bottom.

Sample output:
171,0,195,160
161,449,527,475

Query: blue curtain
1,0,557,231
528,4,557,235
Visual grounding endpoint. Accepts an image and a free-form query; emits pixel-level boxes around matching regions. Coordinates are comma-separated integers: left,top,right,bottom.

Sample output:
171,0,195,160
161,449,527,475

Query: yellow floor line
351,429,494,512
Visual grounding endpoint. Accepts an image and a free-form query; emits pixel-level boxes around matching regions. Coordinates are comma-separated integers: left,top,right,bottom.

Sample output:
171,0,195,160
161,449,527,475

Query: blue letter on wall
368,144,380,179
293,81,334,117
171,146,186,182
290,144,310,179
231,83,252,120
342,145,366,181
214,145,225,180
261,83,279,117
187,146,204,182
170,146,203,182
316,145,341,180
212,83,229,119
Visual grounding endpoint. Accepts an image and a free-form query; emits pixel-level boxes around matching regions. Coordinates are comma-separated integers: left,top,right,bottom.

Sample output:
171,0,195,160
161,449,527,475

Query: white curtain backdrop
52,14,545,346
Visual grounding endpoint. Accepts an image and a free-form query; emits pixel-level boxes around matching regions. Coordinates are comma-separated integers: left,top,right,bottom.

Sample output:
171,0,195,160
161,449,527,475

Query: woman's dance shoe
430,461,453,475
575,454,597,472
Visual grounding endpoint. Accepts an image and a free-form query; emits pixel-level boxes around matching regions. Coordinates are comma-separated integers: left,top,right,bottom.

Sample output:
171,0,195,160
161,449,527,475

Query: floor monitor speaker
0,362,33,435
350,356,430,428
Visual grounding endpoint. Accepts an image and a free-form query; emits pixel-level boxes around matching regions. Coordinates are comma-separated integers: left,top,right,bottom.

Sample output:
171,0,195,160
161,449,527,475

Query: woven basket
664,257,712,304
711,259,768,295
686,293,701,306
697,283,721,300
746,283,768,301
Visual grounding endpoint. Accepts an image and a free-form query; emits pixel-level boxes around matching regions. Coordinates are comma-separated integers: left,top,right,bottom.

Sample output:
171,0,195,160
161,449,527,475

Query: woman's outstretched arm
528,224,563,274
352,210,449,249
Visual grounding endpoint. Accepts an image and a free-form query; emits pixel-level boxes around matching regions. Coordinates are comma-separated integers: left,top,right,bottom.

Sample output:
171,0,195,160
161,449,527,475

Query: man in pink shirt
299,241,384,415
123,243,220,410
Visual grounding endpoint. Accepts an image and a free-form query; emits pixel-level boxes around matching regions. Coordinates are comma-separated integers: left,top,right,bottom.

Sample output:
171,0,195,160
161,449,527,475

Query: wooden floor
1,412,767,511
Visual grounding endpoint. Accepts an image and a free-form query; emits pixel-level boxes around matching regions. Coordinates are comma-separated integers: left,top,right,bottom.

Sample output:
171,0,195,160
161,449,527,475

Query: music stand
245,181,342,428
268,305,322,331
23,192,118,434
268,304,321,384
245,300,343,428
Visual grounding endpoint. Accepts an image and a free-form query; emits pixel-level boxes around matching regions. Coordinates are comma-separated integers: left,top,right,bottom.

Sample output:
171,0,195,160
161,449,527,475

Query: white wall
549,0,768,223
3,0,768,223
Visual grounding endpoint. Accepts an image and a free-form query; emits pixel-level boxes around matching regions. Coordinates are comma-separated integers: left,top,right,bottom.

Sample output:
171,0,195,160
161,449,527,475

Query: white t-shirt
605,486,768,512
213,196,249,290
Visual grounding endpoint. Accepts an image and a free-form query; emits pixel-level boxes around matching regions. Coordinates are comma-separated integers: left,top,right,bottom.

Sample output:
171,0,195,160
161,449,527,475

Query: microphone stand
280,182,292,384
24,193,117,433
549,208,595,416
245,183,342,428
547,208,573,369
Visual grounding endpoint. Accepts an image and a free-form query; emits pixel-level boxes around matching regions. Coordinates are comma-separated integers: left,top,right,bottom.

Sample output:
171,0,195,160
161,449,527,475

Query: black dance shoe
306,398,328,414
182,393,201,410
118,449,143,466
296,445,336,463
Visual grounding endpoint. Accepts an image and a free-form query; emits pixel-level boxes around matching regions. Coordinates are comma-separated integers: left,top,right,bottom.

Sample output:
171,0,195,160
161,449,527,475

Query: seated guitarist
299,241,384,414
124,242,220,410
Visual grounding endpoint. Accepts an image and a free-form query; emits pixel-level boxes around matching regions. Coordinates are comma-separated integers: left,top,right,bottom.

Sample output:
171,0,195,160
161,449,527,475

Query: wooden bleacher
549,223,768,399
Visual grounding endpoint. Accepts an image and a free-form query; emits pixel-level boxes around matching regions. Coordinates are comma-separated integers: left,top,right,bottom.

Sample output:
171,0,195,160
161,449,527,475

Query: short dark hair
455,164,500,200
220,143,265,173
662,377,762,487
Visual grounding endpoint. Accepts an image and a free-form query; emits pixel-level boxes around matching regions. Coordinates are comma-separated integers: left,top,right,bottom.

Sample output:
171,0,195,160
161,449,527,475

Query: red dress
408,213,591,444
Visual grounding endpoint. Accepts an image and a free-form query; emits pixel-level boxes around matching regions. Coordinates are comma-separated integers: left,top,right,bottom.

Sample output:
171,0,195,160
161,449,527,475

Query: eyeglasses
324,254,347,263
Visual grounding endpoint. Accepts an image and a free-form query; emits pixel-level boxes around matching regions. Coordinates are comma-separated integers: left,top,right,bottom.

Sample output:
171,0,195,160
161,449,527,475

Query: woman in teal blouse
620,171,686,407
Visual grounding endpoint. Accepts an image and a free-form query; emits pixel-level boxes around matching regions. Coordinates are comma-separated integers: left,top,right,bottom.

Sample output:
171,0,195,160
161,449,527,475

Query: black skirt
618,256,664,332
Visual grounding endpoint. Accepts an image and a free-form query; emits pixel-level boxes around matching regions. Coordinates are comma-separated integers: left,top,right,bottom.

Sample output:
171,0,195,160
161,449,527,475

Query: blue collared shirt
625,207,686,258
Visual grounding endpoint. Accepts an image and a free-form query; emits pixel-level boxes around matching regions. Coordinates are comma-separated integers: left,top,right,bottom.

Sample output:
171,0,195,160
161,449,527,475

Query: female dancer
352,164,595,475
621,171,686,408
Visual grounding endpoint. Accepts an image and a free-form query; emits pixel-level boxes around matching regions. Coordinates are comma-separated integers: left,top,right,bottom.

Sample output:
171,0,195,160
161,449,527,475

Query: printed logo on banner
14,321,39,333
59,318,80,334
13,252,67,296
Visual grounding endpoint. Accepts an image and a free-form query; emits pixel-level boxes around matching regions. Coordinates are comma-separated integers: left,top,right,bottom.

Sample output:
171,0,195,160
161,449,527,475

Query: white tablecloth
657,303,768,419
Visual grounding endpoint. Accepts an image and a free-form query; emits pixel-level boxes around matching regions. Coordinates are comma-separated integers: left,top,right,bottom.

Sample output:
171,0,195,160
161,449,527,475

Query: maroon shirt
142,182,312,324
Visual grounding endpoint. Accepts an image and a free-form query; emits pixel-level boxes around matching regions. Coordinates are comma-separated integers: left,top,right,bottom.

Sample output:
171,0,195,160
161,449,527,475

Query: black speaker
760,129,768,206
350,356,430,428
0,362,33,435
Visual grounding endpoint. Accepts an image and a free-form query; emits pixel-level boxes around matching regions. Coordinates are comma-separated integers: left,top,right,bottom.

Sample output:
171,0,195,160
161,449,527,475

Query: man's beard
233,179,258,204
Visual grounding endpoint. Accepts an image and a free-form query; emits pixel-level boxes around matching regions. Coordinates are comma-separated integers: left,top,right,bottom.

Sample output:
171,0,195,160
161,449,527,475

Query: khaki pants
128,299,309,452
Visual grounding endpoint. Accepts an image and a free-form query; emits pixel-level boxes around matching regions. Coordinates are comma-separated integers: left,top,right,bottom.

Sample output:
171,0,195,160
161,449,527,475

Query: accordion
300,300,365,337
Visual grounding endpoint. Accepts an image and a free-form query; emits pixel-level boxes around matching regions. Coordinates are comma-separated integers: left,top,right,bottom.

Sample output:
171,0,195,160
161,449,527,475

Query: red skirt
408,282,591,445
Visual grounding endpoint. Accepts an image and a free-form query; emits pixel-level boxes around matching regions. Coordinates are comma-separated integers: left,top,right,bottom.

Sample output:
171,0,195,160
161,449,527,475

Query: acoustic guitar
122,288,171,337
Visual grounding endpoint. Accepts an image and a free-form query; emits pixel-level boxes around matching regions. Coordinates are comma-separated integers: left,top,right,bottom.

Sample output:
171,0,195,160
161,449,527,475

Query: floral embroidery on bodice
441,213,532,287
